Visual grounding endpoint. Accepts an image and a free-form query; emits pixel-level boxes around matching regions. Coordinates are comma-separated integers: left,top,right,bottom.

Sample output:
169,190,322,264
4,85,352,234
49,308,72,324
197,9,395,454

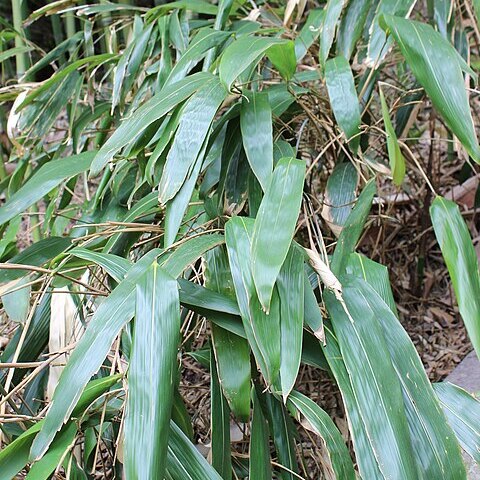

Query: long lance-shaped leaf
91,72,213,175
380,15,480,162
251,157,305,312
0,152,95,226
324,287,417,478
0,375,121,479
225,217,280,386
345,267,467,479
240,90,273,191
158,76,227,204
319,0,347,68
0,236,72,284
205,247,251,421
367,0,416,66
112,22,155,111
325,57,361,152
288,391,356,480
25,423,78,480
31,234,223,459
295,9,324,61
433,382,480,463
166,28,230,86
250,387,272,480
210,346,232,479
430,196,480,358
219,36,296,91
167,421,222,480
124,263,180,479
336,0,372,60
346,253,397,314
379,88,406,186
265,394,298,480
69,248,132,283
322,327,384,478
277,245,304,401
321,162,358,237
331,178,375,275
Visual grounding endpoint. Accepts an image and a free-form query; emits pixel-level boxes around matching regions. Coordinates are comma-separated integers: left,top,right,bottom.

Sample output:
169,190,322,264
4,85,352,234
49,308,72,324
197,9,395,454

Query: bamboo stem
11,0,27,77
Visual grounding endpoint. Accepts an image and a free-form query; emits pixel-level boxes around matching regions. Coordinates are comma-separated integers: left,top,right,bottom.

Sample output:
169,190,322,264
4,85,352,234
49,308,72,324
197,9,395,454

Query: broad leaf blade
158,76,227,204
250,388,272,480
346,268,467,478
380,15,480,162
240,91,273,191
430,196,480,358
0,152,95,227
124,263,180,479
91,72,213,175
325,285,417,478
225,217,280,386
251,157,305,312
434,382,480,463
277,245,304,401
325,57,361,152
288,391,355,480
379,88,406,185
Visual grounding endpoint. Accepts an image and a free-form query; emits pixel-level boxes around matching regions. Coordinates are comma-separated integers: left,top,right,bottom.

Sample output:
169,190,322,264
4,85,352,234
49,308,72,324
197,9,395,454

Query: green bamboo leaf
0,152,96,227
430,196,480,358
345,268,467,478
25,423,77,480
294,9,324,61
331,178,375,275
31,235,222,459
266,41,297,81
20,54,117,109
210,347,232,479
219,36,296,91
325,57,361,152
367,0,416,65
288,391,355,480
1,277,30,323
167,421,222,480
250,388,272,480
166,28,230,86
345,253,397,314
325,286,417,478
24,33,83,80
319,0,347,68
379,88,406,186
0,375,121,480
303,272,324,338
433,0,452,38
336,0,372,60
321,162,358,237
380,15,480,162
164,154,203,247
69,248,132,283
240,91,273,191
112,22,155,111
206,247,251,421
277,245,304,401
0,46,32,64
322,328,384,478
265,394,298,480
251,157,305,312
434,382,480,463
225,217,280,386
0,237,72,284
91,72,213,175
124,263,180,479
158,76,227,204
